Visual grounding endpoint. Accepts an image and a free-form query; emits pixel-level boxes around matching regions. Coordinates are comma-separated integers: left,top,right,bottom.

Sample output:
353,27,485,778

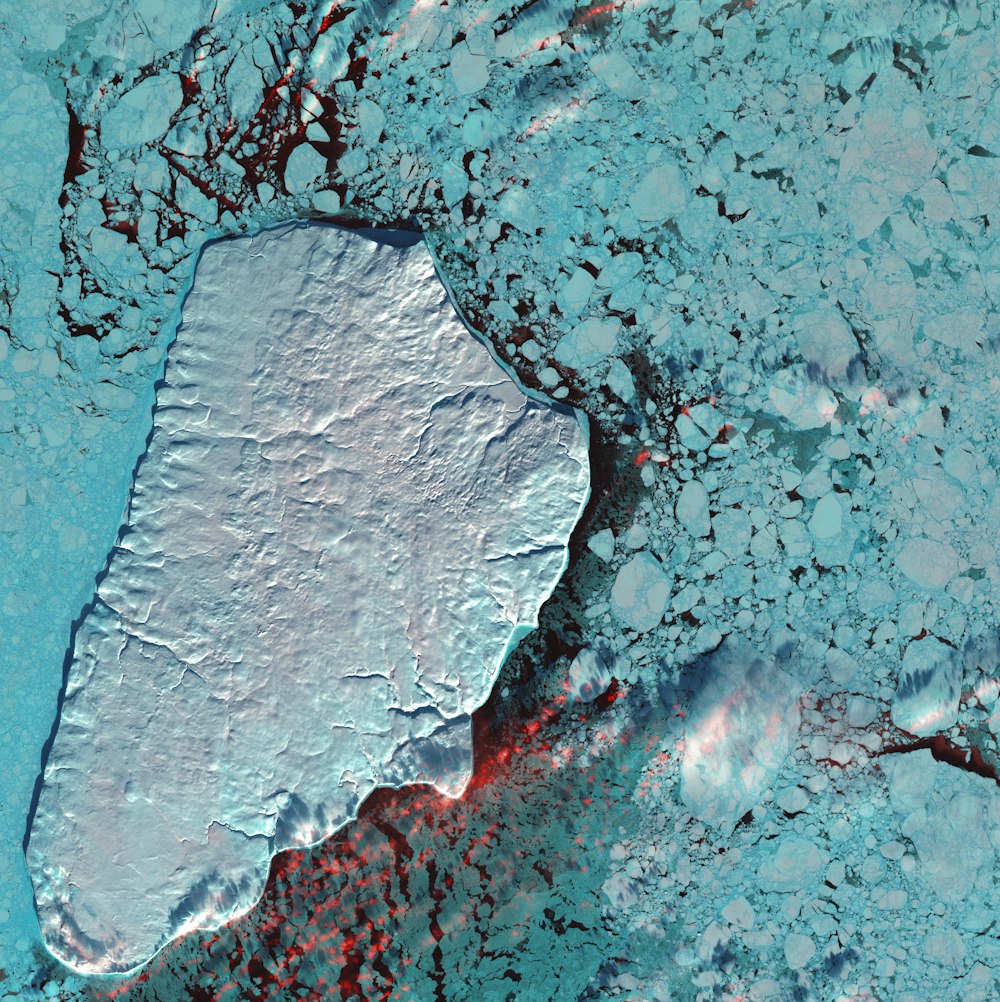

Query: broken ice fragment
784,932,816,970
675,480,711,537
757,838,828,894
587,528,616,562
567,648,613,703
554,317,620,369
497,186,539,235
449,42,490,95
101,75,180,148
891,637,961,736
712,506,752,559
675,412,710,451
792,307,862,385
605,357,635,402
629,162,688,222
768,370,838,430
888,751,996,904
610,552,670,633
679,641,802,832
721,896,755,929
808,492,842,540
588,51,646,101
556,267,595,315
896,536,959,590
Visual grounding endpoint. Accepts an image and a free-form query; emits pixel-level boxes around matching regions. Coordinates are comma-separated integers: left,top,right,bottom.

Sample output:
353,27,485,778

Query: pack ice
27,222,589,973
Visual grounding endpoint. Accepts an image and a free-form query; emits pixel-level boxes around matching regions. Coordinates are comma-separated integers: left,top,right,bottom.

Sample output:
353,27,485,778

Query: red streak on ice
581,2,617,21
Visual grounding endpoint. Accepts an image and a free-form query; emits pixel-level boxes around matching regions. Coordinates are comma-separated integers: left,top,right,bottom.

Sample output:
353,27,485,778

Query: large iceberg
27,222,589,973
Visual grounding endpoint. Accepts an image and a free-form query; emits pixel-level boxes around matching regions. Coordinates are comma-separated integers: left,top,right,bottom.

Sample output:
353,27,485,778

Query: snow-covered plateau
26,222,590,974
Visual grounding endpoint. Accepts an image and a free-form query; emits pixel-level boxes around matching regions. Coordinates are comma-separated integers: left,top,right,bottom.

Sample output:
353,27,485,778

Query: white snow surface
27,222,589,973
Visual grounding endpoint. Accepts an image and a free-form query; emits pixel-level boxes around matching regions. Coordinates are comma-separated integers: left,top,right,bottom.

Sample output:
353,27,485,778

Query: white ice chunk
675,413,710,451
784,933,816,970
605,357,635,402
679,641,803,832
567,648,612,703
449,42,490,95
889,751,997,905
629,161,688,222
357,99,386,146
793,306,861,384
712,506,752,559
554,317,619,369
497,186,539,235
891,637,961,736
767,369,838,430
722,896,755,929
101,75,180,148
588,51,646,101
942,444,977,484
587,528,615,562
283,142,327,195
28,223,589,973
896,536,959,590
610,552,670,633
757,837,828,894
675,480,711,537
923,309,984,352
809,492,842,540
556,267,595,315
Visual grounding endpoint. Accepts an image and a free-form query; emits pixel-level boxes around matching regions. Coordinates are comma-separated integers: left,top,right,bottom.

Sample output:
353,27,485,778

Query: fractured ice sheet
27,222,589,973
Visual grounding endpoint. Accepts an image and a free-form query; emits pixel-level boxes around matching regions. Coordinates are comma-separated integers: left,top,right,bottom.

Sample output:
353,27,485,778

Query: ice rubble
27,222,589,973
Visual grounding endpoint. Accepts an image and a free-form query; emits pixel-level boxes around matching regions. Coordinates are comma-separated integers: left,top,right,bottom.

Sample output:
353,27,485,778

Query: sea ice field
0,0,997,999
